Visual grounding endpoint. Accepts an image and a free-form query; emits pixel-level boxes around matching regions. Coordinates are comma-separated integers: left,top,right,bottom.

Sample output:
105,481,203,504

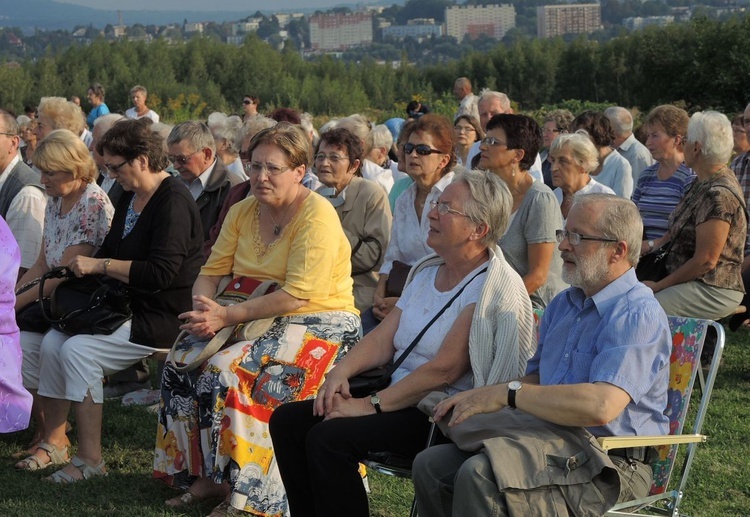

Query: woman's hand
178,295,229,339
322,394,373,420
433,385,506,427
314,367,353,417
67,256,104,277
372,296,398,320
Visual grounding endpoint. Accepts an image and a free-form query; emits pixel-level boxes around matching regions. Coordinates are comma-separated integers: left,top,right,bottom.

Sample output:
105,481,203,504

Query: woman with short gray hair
549,133,614,219
642,111,746,320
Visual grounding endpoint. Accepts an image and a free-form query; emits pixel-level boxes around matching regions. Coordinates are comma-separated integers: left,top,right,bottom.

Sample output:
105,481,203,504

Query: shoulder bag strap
384,265,488,377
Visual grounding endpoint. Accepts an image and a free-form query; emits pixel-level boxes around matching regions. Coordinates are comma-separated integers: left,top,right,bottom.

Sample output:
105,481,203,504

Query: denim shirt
527,268,671,437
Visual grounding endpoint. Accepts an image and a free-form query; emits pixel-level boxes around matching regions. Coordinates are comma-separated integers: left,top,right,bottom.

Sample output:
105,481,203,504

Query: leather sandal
45,456,107,483
15,442,69,471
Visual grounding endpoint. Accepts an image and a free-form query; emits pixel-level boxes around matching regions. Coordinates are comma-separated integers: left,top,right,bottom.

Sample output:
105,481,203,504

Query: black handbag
348,265,488,398
40,266,133,336
15,298,52,333
636,244,671,283
385,260,412,298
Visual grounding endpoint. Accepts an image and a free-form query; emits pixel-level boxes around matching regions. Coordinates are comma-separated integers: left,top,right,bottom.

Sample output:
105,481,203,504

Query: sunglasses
404,143,443,156
243,100,254,105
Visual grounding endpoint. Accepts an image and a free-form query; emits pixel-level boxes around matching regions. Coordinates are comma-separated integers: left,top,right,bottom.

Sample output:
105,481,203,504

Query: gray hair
130,84,148,97
571,193,642,267
319,118,339,135
686,110,733,166
37,97,85,135
152,122,174,153
453,166,511,246
549,133,599,174
604,107,633,136
167,120,216,154
478,89,511,113
93,113,125,134
336,114,374,152
209,113,243,154
370,124,393,150
543,109,574,132
237,116,277,151
0,111,19,135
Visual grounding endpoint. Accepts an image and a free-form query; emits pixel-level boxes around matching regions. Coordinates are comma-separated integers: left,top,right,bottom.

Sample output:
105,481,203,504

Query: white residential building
309,11,373,51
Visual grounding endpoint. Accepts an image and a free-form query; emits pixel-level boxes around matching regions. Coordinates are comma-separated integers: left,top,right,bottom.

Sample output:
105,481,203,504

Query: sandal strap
37,442,69,464
70,456,107,480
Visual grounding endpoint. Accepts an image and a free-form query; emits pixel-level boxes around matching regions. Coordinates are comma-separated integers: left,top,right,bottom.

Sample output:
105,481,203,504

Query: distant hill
0,0,259,32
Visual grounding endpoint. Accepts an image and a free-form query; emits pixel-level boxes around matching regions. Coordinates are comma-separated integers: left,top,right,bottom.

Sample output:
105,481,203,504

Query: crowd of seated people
2,82,750,517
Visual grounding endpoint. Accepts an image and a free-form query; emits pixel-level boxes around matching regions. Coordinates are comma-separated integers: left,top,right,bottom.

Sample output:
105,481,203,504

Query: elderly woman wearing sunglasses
367,114,457,330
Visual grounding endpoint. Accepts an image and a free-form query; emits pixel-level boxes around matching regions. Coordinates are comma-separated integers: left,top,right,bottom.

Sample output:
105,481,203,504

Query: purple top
0,215,32,433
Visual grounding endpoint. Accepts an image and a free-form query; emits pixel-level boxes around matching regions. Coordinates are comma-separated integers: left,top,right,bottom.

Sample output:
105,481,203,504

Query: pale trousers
20,330,44,390
654,280,743,320
413,443,653,517
36,321,156,404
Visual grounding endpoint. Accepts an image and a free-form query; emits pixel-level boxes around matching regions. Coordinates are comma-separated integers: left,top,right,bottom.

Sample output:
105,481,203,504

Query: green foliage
3,17,750,122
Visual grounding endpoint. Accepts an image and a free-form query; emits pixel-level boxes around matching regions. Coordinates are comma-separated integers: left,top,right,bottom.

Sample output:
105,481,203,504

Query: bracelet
102,258,111,275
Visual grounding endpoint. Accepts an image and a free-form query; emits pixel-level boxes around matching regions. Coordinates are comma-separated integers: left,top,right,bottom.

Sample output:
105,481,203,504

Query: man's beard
561,247,610,291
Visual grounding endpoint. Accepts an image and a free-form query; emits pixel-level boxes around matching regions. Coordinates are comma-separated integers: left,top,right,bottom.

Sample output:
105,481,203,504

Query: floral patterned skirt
154,311,360,516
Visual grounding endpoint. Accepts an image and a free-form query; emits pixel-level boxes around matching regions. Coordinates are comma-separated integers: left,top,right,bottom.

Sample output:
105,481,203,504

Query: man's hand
433,384,507,427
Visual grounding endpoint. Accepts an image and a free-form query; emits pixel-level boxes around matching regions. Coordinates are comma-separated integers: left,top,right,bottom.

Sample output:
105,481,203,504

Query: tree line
1,16,749,123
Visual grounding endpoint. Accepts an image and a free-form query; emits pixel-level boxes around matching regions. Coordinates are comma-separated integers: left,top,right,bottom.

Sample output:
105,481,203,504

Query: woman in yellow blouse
154,123,360,517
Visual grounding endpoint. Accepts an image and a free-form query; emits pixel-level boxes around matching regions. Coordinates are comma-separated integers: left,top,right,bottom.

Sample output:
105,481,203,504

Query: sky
56,0,347,11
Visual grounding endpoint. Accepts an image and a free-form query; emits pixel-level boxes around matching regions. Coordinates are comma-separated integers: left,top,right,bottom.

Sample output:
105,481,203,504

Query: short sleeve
694,185,741,226
522,188,562,245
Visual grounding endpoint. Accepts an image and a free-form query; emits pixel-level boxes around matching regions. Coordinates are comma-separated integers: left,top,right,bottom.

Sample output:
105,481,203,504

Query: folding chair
600,317,723,517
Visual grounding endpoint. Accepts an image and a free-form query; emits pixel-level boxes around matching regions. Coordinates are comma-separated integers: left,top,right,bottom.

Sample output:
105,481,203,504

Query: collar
617,133,637,152
317,182,348,208
567,267,637,315
0,154,21,188
184,159,219,192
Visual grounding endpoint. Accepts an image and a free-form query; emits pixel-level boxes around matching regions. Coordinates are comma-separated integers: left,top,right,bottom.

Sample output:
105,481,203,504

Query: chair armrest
598,434,706,450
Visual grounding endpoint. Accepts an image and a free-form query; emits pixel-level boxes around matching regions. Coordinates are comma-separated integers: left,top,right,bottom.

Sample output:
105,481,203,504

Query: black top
96,176,204,347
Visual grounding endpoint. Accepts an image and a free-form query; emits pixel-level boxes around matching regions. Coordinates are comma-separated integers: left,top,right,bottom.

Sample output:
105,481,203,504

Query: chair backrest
533,309,719,498
649,316,711,495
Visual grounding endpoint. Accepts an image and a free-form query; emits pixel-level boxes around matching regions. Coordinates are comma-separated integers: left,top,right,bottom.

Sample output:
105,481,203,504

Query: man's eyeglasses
105,160,130,174
555,230,619,246
429,201,471,219
480,136,508,147
243,100,254,105
245,162,290,176
404,143,443,156
314,153,349,164
168,150,200,165
543,128,562,134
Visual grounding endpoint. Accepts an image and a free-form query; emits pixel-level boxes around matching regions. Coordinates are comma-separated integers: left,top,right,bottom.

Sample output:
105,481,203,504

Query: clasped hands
178,295,229,339
314,368,373,420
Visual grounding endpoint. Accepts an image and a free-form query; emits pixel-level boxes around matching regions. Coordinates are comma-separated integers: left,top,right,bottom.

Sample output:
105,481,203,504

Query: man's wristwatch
647,240,655,252
507,381,523,409
370,393,382,414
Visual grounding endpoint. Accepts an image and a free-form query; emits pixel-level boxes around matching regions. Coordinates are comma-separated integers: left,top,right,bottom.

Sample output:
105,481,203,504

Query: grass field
1,328,749,517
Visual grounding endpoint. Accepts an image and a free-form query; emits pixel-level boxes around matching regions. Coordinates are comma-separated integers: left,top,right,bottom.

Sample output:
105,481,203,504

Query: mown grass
1,329,749,517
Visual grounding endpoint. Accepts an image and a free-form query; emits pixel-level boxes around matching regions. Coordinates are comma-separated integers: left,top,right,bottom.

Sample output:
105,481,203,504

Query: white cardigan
406,245,536,387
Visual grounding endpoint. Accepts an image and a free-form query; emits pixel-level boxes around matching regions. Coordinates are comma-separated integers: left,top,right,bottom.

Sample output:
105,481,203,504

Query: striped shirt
631,163,696,240
730,151,750,254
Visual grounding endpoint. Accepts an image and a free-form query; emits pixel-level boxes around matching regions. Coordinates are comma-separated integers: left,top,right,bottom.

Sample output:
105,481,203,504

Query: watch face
508,381,522,390
370,394,381,404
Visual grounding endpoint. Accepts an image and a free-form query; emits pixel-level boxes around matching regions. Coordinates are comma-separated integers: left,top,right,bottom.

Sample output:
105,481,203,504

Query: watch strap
508,386,518,409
